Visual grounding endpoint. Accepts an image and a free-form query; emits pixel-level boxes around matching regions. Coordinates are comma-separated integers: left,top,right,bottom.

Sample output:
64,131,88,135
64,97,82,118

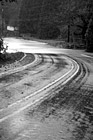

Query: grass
0,52,24,68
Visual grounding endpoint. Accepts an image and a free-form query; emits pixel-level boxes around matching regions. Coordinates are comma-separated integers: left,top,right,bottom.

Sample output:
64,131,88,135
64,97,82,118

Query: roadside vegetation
0,37,24,67
19,0,93,52
0,52,24,68
0,0,93,52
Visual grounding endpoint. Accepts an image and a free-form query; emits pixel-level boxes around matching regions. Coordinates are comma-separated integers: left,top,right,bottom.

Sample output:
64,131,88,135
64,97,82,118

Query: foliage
19,0,92,41
0,39,8,54
0,52,24,67
19,0,62,38
85,15,93,52
0,0,21,31
39,24,60,39
0,0,93,50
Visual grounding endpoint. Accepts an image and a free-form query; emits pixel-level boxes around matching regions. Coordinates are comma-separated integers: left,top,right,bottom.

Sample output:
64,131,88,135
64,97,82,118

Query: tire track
0,55,79,121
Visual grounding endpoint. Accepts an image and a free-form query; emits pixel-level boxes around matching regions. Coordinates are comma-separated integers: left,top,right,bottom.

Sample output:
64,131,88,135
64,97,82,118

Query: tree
75,0,93,37
19,0,93,43
85,15,93,52
0,39,4,53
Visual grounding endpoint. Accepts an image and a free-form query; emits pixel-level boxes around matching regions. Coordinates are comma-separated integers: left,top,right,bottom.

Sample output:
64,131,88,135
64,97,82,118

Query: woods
0,0,93,51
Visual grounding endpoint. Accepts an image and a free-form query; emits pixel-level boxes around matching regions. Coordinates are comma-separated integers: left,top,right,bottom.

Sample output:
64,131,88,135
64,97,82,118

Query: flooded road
0,38,93,140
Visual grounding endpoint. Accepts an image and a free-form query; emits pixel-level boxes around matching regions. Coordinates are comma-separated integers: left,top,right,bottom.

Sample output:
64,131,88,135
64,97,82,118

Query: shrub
85,16,93,52
40,24,60,39
0,52,24,67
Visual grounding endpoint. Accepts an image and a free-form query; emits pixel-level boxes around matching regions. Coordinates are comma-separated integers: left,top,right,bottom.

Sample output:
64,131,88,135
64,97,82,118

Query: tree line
19,0,93,51
0,0,93,52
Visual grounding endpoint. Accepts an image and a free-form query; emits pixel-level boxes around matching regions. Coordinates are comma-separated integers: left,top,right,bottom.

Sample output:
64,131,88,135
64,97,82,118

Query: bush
85,16,93,52
40,24,60,39
0,52,24,67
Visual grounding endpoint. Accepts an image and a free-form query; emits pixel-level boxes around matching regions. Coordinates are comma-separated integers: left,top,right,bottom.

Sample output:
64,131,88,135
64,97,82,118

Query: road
0,37,93,140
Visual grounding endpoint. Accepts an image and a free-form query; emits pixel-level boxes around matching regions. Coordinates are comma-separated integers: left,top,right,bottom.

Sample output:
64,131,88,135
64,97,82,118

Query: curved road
0,37,93,140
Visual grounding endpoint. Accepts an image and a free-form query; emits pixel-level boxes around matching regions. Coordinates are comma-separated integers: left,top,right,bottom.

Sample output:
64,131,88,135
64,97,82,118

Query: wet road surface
0,38,93,140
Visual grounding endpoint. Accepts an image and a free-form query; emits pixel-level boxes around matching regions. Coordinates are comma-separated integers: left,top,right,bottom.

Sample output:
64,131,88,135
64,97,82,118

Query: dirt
0,54,70,109
0,51,93,140
23,79,93,140
0,53,35,73
0,52,24,67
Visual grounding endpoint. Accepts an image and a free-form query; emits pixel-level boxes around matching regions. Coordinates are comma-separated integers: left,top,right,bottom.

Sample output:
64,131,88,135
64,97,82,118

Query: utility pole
1,5,4,37
37,0,45,38
68,0,70,42
0,0,4,38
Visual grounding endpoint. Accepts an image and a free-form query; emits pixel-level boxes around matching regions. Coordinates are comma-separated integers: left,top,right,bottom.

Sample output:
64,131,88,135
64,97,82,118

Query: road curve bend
0,38,92,140
0,54,80,123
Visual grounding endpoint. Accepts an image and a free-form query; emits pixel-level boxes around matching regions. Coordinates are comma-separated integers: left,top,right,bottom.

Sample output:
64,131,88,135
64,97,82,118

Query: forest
0,0,93,51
